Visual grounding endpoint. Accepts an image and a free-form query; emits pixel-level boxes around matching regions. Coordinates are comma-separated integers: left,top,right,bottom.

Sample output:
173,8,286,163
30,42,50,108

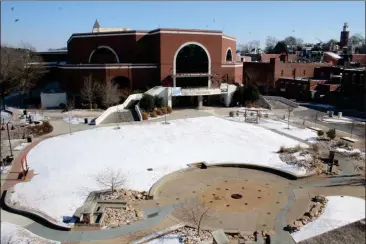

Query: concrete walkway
2,204,178,242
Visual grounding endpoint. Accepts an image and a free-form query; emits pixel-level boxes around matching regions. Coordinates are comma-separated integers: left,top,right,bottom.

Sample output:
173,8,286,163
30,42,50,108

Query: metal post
68,113,72,135
350,119,355,138
115,107,120,129
6,123,13,157
315,112,318,124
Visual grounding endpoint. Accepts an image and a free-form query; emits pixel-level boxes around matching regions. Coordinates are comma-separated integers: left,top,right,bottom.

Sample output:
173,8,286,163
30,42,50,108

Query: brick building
35,24,244,106
242,57,331,94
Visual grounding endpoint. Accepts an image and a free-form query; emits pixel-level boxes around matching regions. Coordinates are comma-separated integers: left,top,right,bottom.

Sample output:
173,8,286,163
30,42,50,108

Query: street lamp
6,122,15,157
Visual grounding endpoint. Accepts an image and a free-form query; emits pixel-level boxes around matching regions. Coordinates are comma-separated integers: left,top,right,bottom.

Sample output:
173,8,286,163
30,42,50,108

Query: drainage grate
231,194,243,199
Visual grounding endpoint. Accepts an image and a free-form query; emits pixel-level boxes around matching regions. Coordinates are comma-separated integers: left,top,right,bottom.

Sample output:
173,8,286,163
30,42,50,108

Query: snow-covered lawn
226,117,317,143
291,196,366,243
260,118,317,142
10,116,310,224
1,222,60,244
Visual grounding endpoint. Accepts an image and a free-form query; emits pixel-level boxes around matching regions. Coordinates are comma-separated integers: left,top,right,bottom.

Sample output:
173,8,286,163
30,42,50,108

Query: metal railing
262,96,299,108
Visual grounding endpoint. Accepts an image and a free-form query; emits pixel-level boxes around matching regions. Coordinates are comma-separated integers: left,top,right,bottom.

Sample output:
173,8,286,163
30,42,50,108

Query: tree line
237,34,366,55
0,44,46,109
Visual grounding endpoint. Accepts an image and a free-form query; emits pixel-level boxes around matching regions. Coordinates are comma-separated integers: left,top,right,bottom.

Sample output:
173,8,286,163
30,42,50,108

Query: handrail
135,103,142,121
263,96,299,108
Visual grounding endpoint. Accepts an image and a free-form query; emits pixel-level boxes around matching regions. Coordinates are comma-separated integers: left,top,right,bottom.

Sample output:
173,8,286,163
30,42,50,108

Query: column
198,95,203,108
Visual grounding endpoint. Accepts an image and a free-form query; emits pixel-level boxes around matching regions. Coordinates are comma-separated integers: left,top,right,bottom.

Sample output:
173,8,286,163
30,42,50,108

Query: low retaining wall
148,164,316,198
1,188,71,231
209,163,316,180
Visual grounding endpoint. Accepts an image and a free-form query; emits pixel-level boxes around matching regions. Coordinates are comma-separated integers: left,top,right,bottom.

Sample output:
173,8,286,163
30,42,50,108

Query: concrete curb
1,188,71,231
208,163,316,180
148,168,196,199
148,164,316,199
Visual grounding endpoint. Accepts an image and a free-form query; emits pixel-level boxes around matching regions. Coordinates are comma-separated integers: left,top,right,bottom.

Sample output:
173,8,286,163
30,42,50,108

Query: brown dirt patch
200,180,282,213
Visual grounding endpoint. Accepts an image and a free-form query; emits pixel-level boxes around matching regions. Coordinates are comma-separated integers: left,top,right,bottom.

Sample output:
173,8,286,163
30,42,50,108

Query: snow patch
335,148,365,158
14,142,30,151
147,234,181,244
291,196,366,243
1,222,60,244
1,166,11,174
11,116,308,224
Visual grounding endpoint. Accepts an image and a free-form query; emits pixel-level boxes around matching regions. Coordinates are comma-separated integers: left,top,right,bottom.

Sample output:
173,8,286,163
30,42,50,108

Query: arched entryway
226,48,233,62
172,42,211,107
111,76,130,94
89,46,120,64
173,42,211,88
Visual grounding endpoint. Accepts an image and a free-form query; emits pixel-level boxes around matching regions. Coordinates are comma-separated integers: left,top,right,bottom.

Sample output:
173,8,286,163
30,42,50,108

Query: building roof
67,28,236,43
93,19,100,29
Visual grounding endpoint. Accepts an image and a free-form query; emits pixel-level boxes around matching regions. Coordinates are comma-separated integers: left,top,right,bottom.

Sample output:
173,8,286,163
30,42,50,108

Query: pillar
198,95,203,108
167,87,172,107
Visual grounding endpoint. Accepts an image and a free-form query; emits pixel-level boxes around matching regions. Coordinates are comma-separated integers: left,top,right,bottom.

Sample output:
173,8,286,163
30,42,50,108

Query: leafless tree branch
0,43,46,106
175,200,213,236
99,82,120,108
93,168,126,192
81,75,99,110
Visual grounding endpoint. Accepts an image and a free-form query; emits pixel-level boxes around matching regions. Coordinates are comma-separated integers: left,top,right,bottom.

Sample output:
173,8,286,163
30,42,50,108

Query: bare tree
265,36,278,53
0,44,46,108
247,40,260,52
175,200,213,236
99,82,120,108
296,38,304,46
66,98,75,135
81,75,99,110
284,36,297,46
94,168,126,192
349,33,365,47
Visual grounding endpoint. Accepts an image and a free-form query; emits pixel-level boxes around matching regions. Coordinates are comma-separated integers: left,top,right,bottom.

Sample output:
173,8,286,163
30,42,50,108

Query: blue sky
1,1,365,51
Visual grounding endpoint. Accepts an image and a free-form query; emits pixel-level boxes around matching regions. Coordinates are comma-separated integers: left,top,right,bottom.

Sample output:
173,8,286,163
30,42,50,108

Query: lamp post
6,122,14,157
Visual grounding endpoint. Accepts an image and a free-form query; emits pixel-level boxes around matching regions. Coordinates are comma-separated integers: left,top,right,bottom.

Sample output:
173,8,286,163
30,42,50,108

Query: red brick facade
39,28,244,100
242,57,331,93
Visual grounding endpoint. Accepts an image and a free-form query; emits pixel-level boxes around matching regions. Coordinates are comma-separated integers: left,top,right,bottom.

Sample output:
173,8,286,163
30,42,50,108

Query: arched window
89,46,119,64
226,48,233,62
111,76,130,93
173,42,211,88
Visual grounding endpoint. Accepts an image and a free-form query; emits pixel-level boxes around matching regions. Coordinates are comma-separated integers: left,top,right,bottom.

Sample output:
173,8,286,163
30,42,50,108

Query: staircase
100,110,136,124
